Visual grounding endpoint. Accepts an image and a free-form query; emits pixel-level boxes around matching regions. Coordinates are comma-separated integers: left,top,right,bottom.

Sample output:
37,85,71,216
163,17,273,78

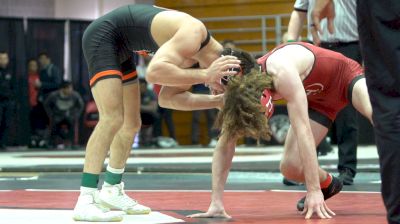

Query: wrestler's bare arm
158,85,223,111
188,132,237,219
146,22,239,86
266,53,333,219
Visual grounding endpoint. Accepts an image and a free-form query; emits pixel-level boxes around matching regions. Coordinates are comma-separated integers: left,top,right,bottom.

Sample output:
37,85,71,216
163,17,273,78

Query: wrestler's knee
119,117,142,138
280,157,303,180
97,111,124,134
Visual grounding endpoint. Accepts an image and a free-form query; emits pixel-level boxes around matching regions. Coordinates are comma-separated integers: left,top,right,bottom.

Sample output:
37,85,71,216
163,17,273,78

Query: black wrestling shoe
338,168,355,185
296,176,343,211
283,178,303,186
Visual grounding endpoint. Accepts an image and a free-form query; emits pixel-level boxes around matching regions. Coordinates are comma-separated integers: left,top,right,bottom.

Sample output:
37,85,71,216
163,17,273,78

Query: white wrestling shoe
99,182,151,215
73,190,124,222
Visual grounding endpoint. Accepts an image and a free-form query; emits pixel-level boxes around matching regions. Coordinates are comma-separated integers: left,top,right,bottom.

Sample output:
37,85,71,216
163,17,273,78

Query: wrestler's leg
281,119,342,212
280,120,329,182
99,70,151,214
83,78,123,175
351,78,373,124
74,77,124,222
108,82,141,170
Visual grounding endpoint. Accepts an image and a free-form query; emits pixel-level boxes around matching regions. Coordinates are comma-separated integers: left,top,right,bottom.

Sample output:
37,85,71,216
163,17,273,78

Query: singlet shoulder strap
199,31,211,50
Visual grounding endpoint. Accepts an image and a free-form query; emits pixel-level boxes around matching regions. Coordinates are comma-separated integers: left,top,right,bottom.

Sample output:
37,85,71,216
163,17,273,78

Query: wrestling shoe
99,182,151,215
73,191,123,222
296,176,343,211
282,177,303,186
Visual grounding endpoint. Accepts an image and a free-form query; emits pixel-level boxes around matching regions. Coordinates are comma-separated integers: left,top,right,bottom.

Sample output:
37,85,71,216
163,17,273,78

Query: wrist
211,94,224,109
307,185,321,192
199,69,210,83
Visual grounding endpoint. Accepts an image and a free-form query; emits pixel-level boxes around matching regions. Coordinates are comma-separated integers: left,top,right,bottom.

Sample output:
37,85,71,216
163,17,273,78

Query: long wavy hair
215,69,274,141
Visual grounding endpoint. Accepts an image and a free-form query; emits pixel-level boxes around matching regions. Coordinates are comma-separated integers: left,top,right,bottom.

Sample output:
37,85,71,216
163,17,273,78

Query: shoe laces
114,182,137,207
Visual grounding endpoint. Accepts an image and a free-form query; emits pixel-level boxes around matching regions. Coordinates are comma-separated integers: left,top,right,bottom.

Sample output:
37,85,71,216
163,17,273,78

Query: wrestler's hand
207,82,225,93
302,190,335,219
205,56,241,85
187,204,231,219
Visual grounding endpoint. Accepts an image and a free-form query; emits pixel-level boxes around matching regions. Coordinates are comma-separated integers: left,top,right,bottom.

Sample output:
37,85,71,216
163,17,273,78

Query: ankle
320,173,332,189
80,186,97,195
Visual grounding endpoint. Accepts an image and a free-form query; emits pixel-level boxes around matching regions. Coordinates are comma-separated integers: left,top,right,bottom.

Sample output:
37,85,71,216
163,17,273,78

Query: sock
320,173,332,189
104,165,124,186
80,186,97,196
81,172,99,189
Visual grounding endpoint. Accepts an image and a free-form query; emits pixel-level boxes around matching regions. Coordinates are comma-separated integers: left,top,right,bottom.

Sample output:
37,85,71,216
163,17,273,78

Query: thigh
283,119,329,163
351,78,372,123
91,78,123,118
120,57,138,85
83,20,124,88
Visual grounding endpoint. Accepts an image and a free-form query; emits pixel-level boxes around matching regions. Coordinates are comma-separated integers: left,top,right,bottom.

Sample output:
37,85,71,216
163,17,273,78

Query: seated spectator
139,78,158,147
44,81,84,149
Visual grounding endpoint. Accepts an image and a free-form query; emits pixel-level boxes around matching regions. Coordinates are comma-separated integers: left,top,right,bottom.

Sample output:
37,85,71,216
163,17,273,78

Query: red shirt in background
28,72,39,107
153,84,162,97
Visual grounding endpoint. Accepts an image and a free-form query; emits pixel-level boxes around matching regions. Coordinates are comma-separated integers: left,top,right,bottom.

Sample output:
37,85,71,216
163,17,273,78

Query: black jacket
39,64,62,101
0,67,14,102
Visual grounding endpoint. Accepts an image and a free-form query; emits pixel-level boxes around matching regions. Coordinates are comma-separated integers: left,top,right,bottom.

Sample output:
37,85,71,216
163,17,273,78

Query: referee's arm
287,8,307,42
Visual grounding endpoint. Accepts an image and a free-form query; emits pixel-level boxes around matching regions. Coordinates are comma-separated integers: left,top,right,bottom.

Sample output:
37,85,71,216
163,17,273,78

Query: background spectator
27,59,43,148
32,52,63,148
44,81,84,149
28,59,40,108
37,52,63,101
0,51,14,150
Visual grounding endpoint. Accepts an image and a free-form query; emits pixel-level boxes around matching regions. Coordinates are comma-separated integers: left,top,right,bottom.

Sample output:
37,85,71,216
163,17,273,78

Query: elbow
158,94,171,109
158,89,172,109
146,62,163,84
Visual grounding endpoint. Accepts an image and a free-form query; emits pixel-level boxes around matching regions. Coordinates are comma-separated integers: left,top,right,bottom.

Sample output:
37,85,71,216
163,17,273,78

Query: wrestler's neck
193,39,223,68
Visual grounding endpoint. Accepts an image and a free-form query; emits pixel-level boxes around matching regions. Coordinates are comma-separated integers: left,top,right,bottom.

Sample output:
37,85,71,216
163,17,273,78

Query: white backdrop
0,0,154,19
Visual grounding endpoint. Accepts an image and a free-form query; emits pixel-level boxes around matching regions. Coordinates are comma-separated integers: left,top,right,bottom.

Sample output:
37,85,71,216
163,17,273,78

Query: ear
260,89,274,119
221,48,232,56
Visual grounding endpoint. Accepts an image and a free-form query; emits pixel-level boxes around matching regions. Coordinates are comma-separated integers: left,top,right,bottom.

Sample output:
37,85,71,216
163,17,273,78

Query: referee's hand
311,0,335,38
